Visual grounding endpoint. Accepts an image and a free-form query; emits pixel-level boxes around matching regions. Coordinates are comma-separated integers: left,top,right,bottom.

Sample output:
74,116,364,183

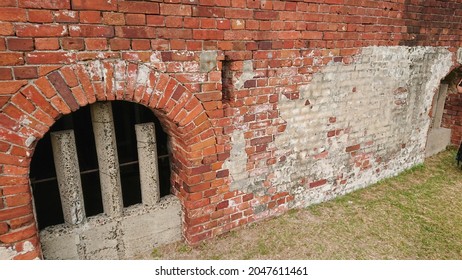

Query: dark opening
30,101,171,230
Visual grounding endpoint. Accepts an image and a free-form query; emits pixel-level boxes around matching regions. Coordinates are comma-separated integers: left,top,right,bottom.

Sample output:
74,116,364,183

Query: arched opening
441,68,462,146
32,101,181,259
0,60,219,259
426,67,462,157
30,101,172,230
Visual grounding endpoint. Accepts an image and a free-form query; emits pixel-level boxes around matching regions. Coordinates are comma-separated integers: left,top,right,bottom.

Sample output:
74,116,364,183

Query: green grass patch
148,150,462,259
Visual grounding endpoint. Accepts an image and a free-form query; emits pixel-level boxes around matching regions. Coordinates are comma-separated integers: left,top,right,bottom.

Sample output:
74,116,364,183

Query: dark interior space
30,101,172,230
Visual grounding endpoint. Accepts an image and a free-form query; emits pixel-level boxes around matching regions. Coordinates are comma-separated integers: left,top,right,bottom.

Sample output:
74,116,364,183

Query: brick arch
0,59,218,259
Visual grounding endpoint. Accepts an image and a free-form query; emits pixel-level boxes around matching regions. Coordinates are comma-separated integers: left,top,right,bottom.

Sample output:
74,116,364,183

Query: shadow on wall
400,0,459,46
440,67,462,146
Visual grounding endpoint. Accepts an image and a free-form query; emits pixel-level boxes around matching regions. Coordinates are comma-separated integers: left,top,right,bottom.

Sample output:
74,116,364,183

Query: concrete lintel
91,102,123,217
50,130,86,225
135,122,160,206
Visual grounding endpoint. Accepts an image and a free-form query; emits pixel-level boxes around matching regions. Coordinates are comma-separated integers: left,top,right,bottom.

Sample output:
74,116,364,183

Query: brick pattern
0,0,462,259
442,70,462,145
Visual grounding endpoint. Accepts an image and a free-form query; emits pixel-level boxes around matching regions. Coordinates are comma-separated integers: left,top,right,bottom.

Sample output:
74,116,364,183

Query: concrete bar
135,122,160,205
91,102,123,217
433,83,448,129
51,130,86,225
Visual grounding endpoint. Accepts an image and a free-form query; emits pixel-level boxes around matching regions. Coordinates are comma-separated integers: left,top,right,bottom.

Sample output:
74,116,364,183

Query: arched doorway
0,59,219,259
426,67,462,157
32,101,180,259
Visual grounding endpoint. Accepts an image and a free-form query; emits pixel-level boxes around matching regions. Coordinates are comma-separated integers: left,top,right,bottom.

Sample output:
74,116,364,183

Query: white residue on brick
137,64,150,85
150,52,162,63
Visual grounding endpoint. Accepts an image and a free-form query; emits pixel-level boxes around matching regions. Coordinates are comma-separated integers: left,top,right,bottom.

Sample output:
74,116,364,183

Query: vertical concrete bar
433,83,449,128
135,122,160,205
91,102,123,217
51,130,86,225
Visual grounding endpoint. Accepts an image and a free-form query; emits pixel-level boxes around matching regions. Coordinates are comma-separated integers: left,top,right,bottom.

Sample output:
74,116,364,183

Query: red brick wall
1,0,462,259
442,69,462,146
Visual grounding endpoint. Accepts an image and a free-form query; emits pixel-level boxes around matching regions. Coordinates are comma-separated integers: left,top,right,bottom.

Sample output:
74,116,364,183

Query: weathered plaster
224,46,454,210
40,195,181,260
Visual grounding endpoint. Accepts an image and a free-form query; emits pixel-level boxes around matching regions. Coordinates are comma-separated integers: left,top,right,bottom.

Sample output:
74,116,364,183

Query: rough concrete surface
225,46,454,211
40,195,182,260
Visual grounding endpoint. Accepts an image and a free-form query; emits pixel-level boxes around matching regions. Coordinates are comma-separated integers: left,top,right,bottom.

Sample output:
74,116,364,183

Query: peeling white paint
25,136,36,147
69,25,81,32
0,246,17,260
150,52,162,63
234,60,255,90
268,46,454,208
86,60,103,80
137,65,150,85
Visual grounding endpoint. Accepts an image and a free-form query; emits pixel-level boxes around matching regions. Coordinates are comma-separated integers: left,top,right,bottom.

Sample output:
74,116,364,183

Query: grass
149,148,462,260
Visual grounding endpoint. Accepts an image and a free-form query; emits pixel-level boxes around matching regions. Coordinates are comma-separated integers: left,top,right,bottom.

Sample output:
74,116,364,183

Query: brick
51,94,71,114
62,38,85,50
250,136,273,146
118,1,159,14
0,53,24,66
10,93,35,113
7,38,33,51
54,10,79,23
0,222,8,235
166,16,183,28
47,72,79,111
192,6,225,18
85,38,107,50
19,0,70,9
160,3,191,16
16,24,67,37
5,193,31,207
26,52,74,64
75,65,96,103
69,25,114,37
216,200,229,210
193,30,224,40
109,38,130,50
0,22,14,35
34,38,60,50
102,12,125,25
0,67,12,80
37,64,63,75
0,224,36,243
225,8,253,19
13,66,38,79
0,204,32,221
60,66,79,88
0,0,16,7
126,13,146,25
70,86,88,106
33,77,57,98
79,11,102,23
115,26,156,38
310,179,327,189
13,248,40,260
217,19,231,29
72,0,117,11
157,28,192,39
27,10,53,23
0,7,26,21
147,15,165,26
255,11,279,20
345,144,360,152
0,81,27,94
132,39,150,50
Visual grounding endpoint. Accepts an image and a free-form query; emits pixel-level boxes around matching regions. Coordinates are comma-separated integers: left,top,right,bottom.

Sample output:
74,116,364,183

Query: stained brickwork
1,0,462,259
